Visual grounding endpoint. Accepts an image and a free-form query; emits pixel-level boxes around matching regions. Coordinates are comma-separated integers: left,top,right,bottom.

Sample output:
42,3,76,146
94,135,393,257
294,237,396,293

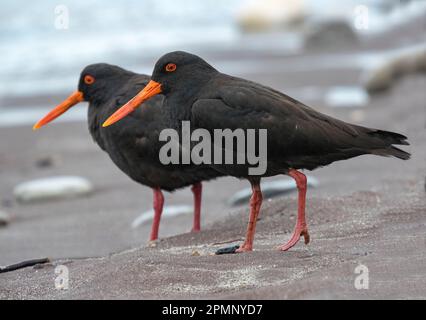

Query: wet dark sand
0,19,425,299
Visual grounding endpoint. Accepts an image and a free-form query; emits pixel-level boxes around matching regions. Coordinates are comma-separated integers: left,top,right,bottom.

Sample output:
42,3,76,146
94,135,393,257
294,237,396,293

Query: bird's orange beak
33,91,84,130
102,80,162,127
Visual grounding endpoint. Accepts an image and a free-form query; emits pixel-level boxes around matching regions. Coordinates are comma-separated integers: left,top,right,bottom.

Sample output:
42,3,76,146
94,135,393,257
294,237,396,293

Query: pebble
304,19,358,51
14,176,93,203
147,241,157,248
363,44,426,93
132,205,193,229
325,86,369,109
362,60,395,93
35,156,55,169
0,210,11,226
228,176,319,206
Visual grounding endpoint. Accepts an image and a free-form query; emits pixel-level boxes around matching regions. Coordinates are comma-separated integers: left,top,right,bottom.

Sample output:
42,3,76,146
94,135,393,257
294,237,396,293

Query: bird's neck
164,74,214,128
164,91,196,130
87,102,105,149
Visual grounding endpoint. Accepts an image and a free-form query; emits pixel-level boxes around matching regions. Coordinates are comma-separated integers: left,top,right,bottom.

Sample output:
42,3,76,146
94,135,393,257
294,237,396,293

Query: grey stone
14,176,93,203
228,177,319,207
0,210,10,226
325,86,369,109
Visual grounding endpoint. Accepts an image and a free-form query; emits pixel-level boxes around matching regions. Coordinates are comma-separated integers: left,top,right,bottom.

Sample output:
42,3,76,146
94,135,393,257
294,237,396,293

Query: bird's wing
192,76,410,169
192,79,364,161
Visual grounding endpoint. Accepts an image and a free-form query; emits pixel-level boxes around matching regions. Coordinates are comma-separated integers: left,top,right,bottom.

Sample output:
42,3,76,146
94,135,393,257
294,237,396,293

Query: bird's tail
365,129,411,160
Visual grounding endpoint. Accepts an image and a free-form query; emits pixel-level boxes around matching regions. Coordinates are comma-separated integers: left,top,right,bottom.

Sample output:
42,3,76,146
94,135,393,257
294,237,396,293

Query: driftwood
0,258,50,274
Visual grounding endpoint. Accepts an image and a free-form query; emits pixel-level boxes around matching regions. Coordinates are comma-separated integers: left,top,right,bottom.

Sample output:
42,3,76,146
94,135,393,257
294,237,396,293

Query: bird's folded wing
191,84,362,156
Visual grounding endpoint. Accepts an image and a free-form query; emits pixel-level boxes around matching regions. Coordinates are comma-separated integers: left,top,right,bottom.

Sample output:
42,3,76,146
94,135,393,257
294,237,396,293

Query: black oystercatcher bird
103,51,410,253
33,63,223,241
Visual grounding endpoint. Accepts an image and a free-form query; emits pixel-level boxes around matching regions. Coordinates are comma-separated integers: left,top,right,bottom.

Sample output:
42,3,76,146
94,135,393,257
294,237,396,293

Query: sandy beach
0,11,425,299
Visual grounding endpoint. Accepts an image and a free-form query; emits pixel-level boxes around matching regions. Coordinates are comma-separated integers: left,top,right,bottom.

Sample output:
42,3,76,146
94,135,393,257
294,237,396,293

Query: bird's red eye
84,75,95,85
165,63,177,72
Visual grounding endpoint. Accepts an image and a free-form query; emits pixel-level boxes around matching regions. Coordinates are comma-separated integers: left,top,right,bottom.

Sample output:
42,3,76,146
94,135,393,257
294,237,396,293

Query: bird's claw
278,227,310,251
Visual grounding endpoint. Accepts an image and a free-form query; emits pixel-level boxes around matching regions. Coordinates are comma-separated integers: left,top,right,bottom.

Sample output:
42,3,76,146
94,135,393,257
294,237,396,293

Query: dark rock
35,156,54,169
304,19,358,51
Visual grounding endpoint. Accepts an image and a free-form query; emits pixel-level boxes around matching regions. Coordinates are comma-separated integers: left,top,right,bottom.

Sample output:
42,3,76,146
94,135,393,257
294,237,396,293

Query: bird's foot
191,227,201,233
235,244,253,253
278,226,310,251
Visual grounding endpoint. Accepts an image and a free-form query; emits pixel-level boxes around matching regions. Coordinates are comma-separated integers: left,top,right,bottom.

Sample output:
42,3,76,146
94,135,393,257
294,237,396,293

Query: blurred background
0,0,425,265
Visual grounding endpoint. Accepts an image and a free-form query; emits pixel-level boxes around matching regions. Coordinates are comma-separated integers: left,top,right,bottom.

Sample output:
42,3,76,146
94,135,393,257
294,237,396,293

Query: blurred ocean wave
0,0,425,102
0,0,245,98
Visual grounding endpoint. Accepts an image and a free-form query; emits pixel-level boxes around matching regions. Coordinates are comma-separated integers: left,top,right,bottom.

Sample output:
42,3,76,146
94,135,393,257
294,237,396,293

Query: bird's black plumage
149,51,410,177
104,51,410,253
34,62,224,241
81,63,222,191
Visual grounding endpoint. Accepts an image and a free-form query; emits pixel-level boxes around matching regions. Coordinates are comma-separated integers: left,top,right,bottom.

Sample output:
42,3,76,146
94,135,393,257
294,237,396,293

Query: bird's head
33,63,130,130
150,51,217,94
103,51,217,127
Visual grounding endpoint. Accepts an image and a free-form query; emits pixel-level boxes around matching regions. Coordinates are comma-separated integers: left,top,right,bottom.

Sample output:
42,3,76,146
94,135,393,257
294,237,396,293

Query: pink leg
191,182,202,232
149,188,164,241
278,169,310,251
235,181,263,253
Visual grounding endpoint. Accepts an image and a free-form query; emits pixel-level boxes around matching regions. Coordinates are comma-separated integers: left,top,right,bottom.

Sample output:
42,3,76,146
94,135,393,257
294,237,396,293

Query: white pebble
132,205,193,229
14,176,93,203
325,86,369,109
